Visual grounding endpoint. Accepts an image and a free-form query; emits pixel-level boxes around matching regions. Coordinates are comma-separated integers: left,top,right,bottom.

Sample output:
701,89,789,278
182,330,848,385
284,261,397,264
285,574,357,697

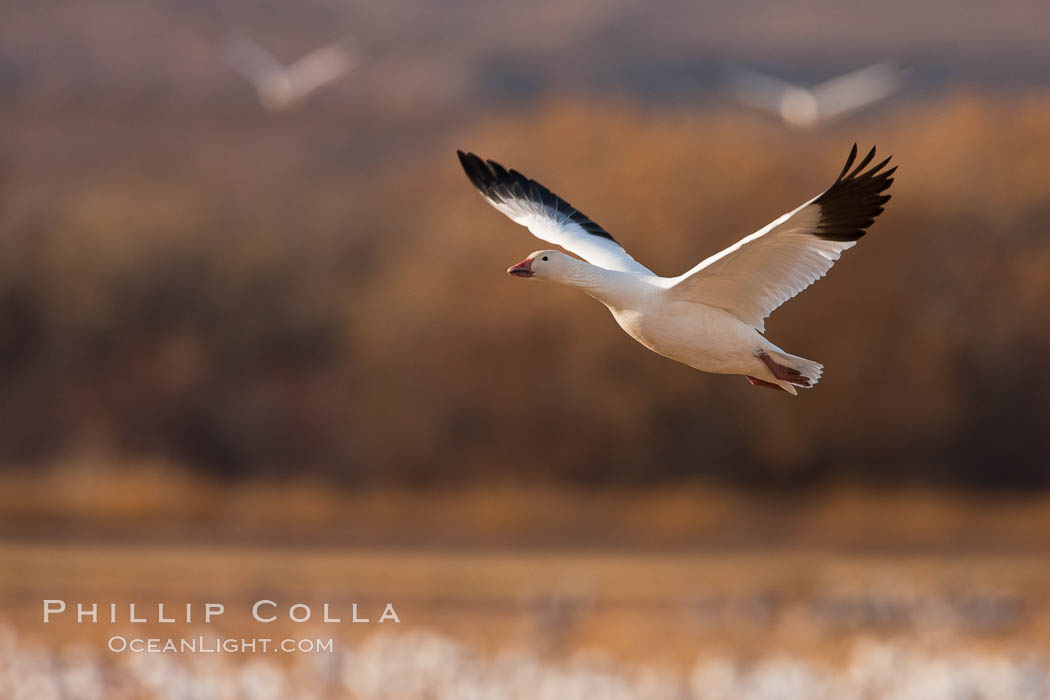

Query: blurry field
8,463,1050,550
3,538,1050,698
4,472,1050,698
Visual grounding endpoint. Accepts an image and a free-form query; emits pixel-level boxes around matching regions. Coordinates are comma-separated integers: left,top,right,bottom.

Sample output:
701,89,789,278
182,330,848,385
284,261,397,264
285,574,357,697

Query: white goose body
458,146,895,395
612,295,776,378
548,260,806,390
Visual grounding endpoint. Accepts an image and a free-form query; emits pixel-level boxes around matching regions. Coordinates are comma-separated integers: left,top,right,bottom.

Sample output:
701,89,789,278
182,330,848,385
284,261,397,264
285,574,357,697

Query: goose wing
458,151,653,275
225,34,286,86
285,41,357,97
812,63,905,120
667,144,895,332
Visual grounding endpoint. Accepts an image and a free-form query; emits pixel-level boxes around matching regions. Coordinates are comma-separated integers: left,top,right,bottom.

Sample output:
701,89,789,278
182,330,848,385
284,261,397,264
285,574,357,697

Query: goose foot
757,351,811,386
746,375,788,392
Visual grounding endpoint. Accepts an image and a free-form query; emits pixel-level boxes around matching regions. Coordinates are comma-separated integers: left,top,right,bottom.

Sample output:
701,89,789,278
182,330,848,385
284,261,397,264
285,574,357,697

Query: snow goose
225,33,358,112
457,145,895,394
725,63,906,128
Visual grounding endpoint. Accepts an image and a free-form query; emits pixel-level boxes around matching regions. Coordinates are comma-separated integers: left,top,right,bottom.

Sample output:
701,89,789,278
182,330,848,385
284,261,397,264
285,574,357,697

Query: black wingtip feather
846,146,877,179
814,145,896,242
457,151,492,193
834,143,859,182
455,151,617,242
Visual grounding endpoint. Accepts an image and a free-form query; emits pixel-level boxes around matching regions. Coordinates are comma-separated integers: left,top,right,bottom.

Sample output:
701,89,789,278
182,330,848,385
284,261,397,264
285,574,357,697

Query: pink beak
507,257,534,278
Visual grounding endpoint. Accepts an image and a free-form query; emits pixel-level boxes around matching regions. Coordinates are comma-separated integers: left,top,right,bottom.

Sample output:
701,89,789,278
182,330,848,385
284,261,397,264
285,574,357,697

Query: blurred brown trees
1,95,1048,487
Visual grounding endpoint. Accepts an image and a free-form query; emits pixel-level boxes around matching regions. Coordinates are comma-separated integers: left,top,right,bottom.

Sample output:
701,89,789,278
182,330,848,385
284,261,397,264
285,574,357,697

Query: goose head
507,250,573,281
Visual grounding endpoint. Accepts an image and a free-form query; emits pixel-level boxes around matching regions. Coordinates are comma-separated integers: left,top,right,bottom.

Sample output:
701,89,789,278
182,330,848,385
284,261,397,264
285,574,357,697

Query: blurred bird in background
724,63,907,128
225,32,359,112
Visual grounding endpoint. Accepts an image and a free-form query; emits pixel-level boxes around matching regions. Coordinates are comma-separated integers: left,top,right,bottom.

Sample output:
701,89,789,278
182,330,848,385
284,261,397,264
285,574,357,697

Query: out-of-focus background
2,1,1050,697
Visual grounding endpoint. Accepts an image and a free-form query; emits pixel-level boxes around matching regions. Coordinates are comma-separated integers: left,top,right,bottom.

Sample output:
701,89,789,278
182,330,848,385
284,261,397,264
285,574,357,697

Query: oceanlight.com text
107,636,336,654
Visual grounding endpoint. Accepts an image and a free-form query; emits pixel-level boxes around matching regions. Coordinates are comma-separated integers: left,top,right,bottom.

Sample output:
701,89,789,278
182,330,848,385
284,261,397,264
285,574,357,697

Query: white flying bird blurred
225,33,358,112
725,63,906,128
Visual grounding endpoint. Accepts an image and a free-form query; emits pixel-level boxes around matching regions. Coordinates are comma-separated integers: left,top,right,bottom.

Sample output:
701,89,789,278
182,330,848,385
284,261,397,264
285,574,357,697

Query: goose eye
542,256,548,261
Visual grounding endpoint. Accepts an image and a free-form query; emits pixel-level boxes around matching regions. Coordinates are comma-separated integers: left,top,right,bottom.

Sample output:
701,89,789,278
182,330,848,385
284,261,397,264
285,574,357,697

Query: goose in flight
458,145,894,394
225,33,358,112
725,63,906,128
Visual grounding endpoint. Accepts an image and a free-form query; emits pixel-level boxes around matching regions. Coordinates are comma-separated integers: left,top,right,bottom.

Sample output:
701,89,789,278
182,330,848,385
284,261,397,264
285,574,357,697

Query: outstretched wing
724,65,802,116
225,34,286,86
457,151,653,275
286,41,358,97
812,63,905,121
668,145,895,332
